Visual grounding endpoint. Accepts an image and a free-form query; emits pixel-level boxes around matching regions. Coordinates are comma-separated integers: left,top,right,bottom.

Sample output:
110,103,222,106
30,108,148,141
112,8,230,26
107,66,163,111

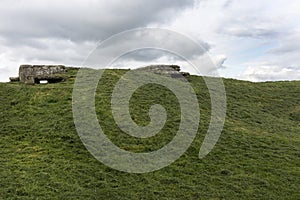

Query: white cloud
170,0,300,81
239,65,300,82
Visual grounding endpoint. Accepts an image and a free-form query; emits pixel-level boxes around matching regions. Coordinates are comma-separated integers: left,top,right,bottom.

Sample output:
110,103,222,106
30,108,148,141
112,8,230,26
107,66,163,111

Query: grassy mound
0,68,299,199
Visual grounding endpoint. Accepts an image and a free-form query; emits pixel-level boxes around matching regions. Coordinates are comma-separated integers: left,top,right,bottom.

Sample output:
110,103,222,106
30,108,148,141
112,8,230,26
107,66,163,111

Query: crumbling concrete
12,65,68,84
9,64,190,84
136,65,190,78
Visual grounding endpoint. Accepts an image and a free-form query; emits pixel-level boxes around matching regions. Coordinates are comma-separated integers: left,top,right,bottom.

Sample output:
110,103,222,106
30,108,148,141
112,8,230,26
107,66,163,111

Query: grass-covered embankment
0,68,299,199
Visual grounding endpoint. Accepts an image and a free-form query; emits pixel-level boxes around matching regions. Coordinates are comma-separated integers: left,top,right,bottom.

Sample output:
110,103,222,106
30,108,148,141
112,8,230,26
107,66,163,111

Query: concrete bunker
10,65,68,84
135,65,190,78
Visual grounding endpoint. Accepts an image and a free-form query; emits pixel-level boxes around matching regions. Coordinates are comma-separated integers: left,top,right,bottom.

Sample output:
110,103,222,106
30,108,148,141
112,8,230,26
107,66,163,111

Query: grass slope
0,69,299,199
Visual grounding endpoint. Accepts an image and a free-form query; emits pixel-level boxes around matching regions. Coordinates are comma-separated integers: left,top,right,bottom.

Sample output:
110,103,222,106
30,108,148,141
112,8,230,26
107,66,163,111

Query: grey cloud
268,34,300,54
219,14,282,39
223,0,234,8
119,40,210,63
218,2,285,40
122,49,170,62
0,0,196,81
214,55,227,69
1,37,49,50
222,27,280,39
269,45,300,54
0,0,194,44
85,28,211,68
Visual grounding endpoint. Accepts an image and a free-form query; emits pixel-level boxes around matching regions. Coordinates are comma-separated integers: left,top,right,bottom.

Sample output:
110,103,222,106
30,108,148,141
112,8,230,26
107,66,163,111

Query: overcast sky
0,0,299,82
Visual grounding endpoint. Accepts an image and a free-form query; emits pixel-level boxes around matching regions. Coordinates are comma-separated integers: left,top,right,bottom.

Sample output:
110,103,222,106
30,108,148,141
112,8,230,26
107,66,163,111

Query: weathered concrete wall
19,65,67,84
138,65,180,72
136,65,190,78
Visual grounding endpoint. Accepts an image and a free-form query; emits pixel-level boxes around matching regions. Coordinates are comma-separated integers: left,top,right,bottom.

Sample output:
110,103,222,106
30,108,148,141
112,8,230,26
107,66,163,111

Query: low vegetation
0,68,299,199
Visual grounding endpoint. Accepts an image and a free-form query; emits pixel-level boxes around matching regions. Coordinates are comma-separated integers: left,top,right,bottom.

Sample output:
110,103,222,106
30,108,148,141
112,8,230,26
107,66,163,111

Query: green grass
0,68,299,199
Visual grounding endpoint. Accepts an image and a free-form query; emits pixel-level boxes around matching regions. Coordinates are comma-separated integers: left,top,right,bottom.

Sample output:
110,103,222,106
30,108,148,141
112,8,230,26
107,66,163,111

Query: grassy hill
0,68,299,199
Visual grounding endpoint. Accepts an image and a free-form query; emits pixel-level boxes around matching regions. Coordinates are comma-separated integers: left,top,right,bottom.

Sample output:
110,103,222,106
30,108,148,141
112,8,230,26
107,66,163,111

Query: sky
0,0,299,82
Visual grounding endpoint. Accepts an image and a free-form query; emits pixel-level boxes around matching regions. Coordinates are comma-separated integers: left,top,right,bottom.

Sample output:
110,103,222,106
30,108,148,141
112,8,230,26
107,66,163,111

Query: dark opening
48,78,64,83
34,78,40,84
34,77,64,84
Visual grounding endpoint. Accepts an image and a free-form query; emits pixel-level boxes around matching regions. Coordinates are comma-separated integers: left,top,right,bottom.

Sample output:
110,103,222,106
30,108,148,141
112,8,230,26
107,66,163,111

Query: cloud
192,0,300,81
84,28,214,76
217,0,292,39
0,0,300,82
239,65,300,82
221,25,281,39
0,0,194,81
268,32,300,54
212,54,227,69
0,0,194,43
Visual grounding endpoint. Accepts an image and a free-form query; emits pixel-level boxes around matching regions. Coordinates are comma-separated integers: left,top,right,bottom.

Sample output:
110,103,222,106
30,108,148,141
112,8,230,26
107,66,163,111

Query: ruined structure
136,65,190,78
10,65,68,84
9,64,190,84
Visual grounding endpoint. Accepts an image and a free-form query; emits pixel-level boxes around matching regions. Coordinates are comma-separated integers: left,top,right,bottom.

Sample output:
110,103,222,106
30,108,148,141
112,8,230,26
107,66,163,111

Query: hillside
0,68,299,199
